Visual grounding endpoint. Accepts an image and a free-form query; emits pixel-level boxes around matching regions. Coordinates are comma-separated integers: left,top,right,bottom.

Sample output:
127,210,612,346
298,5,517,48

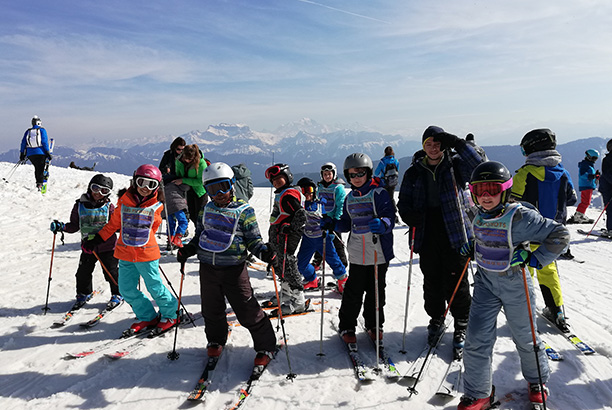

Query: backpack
384,162,399,189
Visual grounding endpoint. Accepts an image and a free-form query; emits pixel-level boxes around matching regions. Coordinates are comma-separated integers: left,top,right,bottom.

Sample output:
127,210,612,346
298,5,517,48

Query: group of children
48,124,607,409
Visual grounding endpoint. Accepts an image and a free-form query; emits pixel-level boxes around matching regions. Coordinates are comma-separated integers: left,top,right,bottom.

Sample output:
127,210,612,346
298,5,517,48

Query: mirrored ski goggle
301,186,315,194
205,179,233,196
135,177,160,190
90,183,111,196
469,179,513,197
265,165,284,180
348,171,367,179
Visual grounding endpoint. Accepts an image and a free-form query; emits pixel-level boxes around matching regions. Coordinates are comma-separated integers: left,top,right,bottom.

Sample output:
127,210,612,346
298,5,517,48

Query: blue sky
2,0,612,148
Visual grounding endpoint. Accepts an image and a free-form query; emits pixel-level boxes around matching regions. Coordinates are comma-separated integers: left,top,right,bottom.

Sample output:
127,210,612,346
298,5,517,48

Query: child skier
336,153,395,343
177,162,278,366
50,174,122,309
458,161,570,410
264,163,308,316
295,177,347,292
84,164,178,336
568,149,600,224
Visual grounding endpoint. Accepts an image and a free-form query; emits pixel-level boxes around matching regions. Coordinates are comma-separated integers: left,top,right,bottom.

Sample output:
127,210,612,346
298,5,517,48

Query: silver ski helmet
520,128,556,156
469,161,513,205
320,162,337,181
343,153,373,181
32,115,41,126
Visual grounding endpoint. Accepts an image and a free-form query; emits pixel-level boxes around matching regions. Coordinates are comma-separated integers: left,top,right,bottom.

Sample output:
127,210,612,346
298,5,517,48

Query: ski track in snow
1,161,612,409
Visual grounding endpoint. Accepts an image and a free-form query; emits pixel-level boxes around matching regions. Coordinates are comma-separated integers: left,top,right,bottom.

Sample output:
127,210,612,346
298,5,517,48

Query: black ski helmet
343,153,373,181
89,174,113,190
607,139,612,153
520,128,556,156
296,177,317,196
469,161,513,204
265,163,293,184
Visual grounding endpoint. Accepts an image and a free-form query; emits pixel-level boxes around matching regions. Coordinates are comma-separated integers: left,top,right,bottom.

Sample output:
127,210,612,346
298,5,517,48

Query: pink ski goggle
469,179,513,197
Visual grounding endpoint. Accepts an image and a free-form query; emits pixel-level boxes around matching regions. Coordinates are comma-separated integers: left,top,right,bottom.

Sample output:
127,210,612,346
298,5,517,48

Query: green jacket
175,157,208,197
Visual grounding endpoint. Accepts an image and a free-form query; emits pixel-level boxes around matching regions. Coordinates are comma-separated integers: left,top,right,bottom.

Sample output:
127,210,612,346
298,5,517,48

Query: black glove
401,211,424,228
320,216,336,232
19,152,26,161
46,153,53,161
83,233,104,252
177,244,197,263
433,132,461,151
279,223,292,235
459,241,474,259
259,243,277,264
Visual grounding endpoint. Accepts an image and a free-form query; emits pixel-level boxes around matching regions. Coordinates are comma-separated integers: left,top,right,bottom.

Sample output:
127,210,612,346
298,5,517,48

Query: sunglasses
348,171,367,179
469,179,513,197
301,186,315,194
205,179,233,196
90,184,111,196
176,146,185,153
135,177,160,190
265,165,284,180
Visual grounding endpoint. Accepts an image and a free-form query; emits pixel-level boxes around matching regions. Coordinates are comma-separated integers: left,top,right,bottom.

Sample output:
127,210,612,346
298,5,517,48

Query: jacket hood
231,164,251,178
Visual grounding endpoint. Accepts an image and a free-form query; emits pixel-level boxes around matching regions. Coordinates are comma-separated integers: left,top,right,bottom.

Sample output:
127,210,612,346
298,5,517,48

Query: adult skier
20,115,52,191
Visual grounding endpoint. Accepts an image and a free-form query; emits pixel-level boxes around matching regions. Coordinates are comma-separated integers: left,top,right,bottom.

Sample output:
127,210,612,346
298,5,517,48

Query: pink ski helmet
133,164,162,192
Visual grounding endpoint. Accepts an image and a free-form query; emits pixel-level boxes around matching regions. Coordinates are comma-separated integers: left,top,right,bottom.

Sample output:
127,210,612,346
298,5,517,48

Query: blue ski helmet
585,149,599,162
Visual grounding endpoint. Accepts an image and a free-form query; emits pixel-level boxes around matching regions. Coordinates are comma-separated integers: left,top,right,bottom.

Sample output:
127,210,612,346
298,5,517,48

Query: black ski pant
75,250,120,296
28,154,46,184
268,226,303,290
186,189,208,225
338,262,388,332
199,262,276,353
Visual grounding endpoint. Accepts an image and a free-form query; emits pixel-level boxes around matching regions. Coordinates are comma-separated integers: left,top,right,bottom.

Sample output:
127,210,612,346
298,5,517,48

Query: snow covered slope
1,161,612,409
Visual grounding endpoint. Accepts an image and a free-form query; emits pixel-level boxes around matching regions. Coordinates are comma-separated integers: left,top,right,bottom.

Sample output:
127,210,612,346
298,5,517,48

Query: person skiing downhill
398,126,483,350
511,128,577,332
295,177,347,292
264,163,308,315
50,174,122,310
20,115,52,191
568,149,600,224
457,161,570,410
84,164,178,336
177,162,278,366
335,153,395,343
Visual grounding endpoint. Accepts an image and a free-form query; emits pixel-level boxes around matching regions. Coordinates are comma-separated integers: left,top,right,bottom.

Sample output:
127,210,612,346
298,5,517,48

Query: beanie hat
422,125,445,145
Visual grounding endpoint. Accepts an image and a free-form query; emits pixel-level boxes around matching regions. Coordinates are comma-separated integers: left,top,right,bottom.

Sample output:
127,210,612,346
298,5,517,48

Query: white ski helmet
203,162,236,185
320,162,337,180
32,115,41,126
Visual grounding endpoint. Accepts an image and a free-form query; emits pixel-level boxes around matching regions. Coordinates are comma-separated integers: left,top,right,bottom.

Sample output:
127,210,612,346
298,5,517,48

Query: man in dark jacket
598,139,612,236
398,125,483,349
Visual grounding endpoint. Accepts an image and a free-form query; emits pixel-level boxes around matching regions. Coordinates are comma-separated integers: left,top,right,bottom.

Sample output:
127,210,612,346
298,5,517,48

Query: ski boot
458,386,496,410
106,294,124,310
336,274,348,294
123,315,160,338
542,306,570,333
427,318,445,346
528,383,549,406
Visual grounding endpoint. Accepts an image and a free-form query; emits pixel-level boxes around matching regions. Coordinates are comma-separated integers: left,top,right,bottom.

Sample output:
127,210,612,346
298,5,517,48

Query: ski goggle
348,171,367,179
205,179,233,196
469,179,513,197
90,184,111,196
321,164,335,172
265,165,285,180
135,177,160,190
301,186,315,195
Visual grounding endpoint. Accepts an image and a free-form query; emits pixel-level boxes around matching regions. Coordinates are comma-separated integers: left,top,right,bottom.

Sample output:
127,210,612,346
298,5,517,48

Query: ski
186,330,232,401
331,321,376,382
266,299,314,318
542,340,563,361
80,299,124,328
435,359,463,397
577,228,611,240
540,310,596,355
51,289,103,328
357,320,401,379
402,343,434,381
226,348,279,410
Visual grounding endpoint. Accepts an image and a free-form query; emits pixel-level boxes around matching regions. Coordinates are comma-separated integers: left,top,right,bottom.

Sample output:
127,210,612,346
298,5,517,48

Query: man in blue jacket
20,115,52,191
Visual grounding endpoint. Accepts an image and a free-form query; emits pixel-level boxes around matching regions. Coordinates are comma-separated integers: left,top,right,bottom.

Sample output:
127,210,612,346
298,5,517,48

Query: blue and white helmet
585,149,600,162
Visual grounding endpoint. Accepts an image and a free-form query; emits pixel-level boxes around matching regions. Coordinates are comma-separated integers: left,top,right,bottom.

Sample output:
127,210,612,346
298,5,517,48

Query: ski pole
270,265,297,381
317,230,327,357
168,262,186,360
408,257,471,397
400,227,416,354
158,265,196,328
585,198,612,237
274,233,289,331
373,234,381,374
2,160,25,182
521,267,548,410
42,232,57,314
92,250,118,287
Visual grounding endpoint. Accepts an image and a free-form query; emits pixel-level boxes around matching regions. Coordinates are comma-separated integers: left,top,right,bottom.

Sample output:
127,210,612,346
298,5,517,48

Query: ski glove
510,249,542,269
459,241,474,258
279,223,292,235
19,152,26,161
401,211,424,228
83,233,104,252
320,215,336,232
259,243,277,264
46,153,53,161
177,244,197,263
433,132,461,151
50,220,65,234
368,218,387,234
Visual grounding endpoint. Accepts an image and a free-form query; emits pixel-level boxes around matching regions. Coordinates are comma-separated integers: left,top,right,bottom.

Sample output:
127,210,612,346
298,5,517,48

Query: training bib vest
120,203,162,247
199,203,250,252
346,189,379,235
304,201,325,238
318,184,337,214
473,203,520,272
78,202,110,241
